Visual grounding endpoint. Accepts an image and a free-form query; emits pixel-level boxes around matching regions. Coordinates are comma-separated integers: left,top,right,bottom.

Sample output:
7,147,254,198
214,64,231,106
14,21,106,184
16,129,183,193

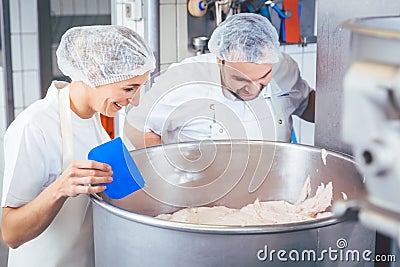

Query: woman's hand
55,160,113,198
1,159,113,249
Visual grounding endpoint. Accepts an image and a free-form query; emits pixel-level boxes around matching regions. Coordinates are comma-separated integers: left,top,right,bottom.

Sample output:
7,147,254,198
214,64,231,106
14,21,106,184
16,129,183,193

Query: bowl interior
101,141,365,223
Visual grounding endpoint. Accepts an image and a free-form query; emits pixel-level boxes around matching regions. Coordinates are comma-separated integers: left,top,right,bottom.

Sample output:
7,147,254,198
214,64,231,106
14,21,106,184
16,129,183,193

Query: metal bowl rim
130,140,356,163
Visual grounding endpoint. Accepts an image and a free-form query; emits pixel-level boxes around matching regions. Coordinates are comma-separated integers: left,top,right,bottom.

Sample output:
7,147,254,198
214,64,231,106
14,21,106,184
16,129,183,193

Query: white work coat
127,53,312,143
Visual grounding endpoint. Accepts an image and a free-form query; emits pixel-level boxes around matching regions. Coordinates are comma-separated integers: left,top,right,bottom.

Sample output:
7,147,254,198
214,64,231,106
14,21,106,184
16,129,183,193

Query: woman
1,25,155,266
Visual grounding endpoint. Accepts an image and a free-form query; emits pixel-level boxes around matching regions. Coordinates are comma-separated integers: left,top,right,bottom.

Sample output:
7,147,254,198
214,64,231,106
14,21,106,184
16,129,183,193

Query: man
125,13,315,148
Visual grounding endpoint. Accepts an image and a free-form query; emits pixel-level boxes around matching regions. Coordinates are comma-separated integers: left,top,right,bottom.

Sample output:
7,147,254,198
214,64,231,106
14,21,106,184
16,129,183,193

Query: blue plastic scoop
88,137,145,199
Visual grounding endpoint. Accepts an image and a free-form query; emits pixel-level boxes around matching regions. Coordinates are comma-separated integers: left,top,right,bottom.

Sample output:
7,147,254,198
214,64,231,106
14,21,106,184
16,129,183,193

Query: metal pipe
146,0,160,76
0,0,14,126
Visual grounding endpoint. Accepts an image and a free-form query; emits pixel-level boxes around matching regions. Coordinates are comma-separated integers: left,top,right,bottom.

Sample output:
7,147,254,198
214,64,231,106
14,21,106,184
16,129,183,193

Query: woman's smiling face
94,71,150,117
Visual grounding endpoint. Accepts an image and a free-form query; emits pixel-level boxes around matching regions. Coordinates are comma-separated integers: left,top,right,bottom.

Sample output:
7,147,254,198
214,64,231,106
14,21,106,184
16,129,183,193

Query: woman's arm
1,160,112,249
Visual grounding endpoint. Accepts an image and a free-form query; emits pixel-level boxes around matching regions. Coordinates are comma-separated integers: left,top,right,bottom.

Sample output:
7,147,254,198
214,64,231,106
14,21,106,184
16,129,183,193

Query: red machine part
100,114,114,139
282,0,301,43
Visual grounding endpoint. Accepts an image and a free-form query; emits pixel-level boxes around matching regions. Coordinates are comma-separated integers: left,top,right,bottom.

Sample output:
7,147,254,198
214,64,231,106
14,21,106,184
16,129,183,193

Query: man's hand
301,90,315,123
124,122,162,149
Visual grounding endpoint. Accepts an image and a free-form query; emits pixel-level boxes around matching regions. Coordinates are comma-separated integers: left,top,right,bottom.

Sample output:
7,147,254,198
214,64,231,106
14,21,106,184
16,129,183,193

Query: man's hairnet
57,25,156,87
208,13,280,64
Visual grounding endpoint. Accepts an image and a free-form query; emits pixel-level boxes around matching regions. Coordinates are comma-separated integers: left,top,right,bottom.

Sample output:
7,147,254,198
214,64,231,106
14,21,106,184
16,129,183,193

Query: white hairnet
208,13,280,64
56,25,156,87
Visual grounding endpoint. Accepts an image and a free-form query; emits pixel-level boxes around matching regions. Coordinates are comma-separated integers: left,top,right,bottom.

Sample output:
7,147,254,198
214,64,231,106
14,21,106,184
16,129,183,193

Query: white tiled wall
1,0,41,216
9,0,41,112
22,71,41,106
9,0,20,33
176,4,189,60
11,72,24,108
50,0,111,16
160,4,177,64
1,0,41,264
51,0,112,79
20,0,38,33
159,0,190,72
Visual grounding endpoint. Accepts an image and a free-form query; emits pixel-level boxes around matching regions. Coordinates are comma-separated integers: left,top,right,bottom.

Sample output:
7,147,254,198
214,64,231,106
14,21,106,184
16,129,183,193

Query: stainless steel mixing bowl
91,141,375,266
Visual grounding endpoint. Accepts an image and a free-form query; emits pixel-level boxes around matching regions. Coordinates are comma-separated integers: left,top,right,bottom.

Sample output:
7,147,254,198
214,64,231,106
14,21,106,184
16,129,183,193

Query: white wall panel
160,4,177,64
177,3,189,61
86,0,99,15
51,0,61,15
98,0,111,14
73,0,87,15
21,34,39,70
12,72,24,109
9,0,21,33
11,35,23,71
20,0,38,33
61,0,74,15
22,71,40,106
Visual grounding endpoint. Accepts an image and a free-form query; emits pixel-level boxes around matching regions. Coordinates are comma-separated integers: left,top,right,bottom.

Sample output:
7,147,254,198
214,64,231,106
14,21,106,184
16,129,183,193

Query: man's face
219,59,273,101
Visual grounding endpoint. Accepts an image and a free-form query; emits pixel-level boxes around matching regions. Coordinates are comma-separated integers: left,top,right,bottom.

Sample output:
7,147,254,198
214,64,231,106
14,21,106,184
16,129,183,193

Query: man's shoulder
151,54,220,91
273,52,297,69
180,53,217,64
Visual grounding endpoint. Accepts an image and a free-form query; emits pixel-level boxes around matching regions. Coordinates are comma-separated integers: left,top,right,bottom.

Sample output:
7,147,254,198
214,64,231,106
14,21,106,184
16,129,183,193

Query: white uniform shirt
127,53,312,143
2,81,104,267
